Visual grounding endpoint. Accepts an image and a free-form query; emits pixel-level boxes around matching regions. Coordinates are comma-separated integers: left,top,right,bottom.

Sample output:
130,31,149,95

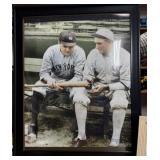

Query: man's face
60,42,75,56
94,37,113,55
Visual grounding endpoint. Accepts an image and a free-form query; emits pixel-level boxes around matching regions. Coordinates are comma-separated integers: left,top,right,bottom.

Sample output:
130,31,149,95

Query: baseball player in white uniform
27,31,90,147
78,28,131,147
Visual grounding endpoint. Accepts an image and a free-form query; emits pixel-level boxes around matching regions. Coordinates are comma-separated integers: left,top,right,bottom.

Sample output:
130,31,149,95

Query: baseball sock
31,91,44,124
110,108,126,146
75,103,87,140
29,91,44,136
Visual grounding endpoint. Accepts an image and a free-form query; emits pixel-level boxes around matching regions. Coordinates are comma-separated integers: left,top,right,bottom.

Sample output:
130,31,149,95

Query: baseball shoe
72,138,87,147
25,123,37,143
109,139,120,147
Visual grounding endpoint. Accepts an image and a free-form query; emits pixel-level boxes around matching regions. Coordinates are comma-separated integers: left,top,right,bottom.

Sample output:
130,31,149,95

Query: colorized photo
23,16,131,151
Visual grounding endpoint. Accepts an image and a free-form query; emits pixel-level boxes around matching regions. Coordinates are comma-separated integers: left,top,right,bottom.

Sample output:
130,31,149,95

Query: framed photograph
13,4,140,156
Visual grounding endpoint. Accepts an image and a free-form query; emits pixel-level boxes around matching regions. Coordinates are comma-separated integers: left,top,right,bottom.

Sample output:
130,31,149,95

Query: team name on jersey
52,63,74,75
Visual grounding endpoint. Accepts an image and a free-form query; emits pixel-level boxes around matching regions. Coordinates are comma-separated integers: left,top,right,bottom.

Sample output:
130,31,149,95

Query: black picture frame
12,4,140,156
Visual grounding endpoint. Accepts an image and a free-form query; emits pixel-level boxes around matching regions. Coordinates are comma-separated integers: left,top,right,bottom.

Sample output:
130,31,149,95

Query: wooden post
137,116,147,156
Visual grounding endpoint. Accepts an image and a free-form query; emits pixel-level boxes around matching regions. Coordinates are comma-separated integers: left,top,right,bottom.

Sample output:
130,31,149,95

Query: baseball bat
24,81,90,90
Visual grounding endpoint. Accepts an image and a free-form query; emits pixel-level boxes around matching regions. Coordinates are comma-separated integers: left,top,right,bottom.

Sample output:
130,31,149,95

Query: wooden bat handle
24,84,48,88
24,81,89,88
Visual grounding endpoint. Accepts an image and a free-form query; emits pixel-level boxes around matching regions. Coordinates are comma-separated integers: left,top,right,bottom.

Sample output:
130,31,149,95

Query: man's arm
39,47,56,84
83,51,96,82
69,48,86,82
108,49,130,91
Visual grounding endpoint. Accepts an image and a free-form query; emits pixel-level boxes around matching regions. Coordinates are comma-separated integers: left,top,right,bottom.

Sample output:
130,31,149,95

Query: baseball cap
92,28,114,41
59,31,76,45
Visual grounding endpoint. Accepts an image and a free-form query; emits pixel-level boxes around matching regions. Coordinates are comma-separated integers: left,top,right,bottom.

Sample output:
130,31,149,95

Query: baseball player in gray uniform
26,31,90,146
81,28,130,147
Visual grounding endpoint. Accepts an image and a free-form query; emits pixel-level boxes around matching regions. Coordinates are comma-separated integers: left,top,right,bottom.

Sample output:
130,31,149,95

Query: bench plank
24,58,42,72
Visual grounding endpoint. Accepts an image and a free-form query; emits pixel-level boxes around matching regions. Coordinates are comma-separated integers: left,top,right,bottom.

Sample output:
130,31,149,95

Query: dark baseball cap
59,31,76,44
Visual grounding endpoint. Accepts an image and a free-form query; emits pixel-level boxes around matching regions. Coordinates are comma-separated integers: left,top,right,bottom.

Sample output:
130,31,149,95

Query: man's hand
88,84,109,94
54,83,64,90
85,80,93,89
47,79,63,90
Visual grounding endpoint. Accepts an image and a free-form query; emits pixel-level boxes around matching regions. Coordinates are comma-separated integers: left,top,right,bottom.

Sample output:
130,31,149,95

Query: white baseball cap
92,28,114,41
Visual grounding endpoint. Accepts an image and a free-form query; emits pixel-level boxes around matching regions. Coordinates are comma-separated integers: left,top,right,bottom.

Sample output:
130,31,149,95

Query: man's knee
73,94,90,107
32,80,47,96
71,87,90,107
32,91,44,100
110,90,128,110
